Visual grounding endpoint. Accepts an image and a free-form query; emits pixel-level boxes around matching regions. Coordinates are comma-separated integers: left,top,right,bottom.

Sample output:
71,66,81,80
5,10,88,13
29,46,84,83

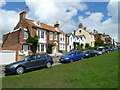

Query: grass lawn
2,50,119,88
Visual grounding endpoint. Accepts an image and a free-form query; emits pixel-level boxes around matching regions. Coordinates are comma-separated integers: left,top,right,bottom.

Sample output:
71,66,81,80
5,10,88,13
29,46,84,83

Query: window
41,31,44,38
31,55,37,60
40,54,47,58
41,44,44,52
49,32,53,40
63,37,65,41
79,30,81,33
24,30,28,39
71,37,72,42
60,38,62,41
54,32,57,40
37,30,40,37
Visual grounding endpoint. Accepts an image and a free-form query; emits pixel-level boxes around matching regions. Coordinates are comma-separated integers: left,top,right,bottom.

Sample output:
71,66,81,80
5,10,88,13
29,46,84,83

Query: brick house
2,9,67,61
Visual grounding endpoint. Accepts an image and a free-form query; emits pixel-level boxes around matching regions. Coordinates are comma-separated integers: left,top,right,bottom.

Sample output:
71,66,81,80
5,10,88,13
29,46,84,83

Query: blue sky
0,0,118,42
2,2,110,23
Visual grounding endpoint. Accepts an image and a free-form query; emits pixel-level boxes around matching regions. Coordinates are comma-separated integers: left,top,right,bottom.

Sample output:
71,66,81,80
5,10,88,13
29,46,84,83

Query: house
94,29,112,44
74,23,95,47
66,33,86,52
2,9,67,61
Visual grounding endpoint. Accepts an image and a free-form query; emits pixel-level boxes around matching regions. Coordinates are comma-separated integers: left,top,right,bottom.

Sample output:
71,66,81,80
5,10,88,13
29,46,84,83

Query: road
0,57,62,77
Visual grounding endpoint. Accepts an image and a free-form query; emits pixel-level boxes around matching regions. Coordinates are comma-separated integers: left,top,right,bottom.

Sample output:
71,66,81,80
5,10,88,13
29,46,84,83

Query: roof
75,35,83,38
25,19,66,35
66,33,70,35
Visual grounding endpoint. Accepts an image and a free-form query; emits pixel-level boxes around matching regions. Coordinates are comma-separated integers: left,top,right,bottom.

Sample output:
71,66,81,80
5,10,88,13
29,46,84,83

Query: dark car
104,46,110,52
59,50,84,63
4,54,53,75
83,50,97,58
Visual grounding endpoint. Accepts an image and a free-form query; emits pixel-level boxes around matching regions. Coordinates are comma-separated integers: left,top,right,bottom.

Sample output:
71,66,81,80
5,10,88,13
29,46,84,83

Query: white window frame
41,31,44,39
23,29,28,40
54,32,57,40
41,44,45,52
49,32,53,40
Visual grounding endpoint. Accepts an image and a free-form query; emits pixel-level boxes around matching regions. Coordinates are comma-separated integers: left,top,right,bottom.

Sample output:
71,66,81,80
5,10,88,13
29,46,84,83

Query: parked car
97,48,105,55
109,46,114,51
83,49,97,58
104,46,110,52
4,54,53,75
59,50,84,63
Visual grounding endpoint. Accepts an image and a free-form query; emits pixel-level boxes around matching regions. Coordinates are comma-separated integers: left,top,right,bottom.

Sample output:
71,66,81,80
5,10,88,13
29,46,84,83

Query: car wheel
70,59,74,62
81,57,84,60
46,62,52,68
16,66,24,75
95,54,97,56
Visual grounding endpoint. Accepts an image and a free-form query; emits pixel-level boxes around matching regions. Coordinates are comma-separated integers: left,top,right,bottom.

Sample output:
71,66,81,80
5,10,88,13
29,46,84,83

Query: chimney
84,27,86,30
74,30,76,35
78,23,83,28
19,9,26,20
54,21,60,28
94,29,98,34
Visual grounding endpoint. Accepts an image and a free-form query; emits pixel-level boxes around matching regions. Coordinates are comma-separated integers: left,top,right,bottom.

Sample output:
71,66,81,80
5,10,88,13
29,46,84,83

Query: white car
97,48,105,55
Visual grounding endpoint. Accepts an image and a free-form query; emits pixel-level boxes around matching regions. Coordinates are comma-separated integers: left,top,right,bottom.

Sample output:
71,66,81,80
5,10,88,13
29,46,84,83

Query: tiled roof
76,35,83,37
66,33,70,35
25,19,66,35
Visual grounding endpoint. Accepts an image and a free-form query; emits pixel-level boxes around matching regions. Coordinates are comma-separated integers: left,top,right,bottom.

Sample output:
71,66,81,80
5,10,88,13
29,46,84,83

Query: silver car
97,48,105,55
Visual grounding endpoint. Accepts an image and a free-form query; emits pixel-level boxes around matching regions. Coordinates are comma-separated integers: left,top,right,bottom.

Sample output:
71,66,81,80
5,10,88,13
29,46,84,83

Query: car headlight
65,58,69,59
85,54,89,56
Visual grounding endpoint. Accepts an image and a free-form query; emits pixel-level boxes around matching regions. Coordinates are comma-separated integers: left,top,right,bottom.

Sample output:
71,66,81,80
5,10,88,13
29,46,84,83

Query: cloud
25,0,87,33
0,0,6,7
79,0,118,42
0,9,19,43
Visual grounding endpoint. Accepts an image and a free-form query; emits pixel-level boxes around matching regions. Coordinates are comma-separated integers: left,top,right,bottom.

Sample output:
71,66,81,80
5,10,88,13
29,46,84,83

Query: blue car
59,50,84,63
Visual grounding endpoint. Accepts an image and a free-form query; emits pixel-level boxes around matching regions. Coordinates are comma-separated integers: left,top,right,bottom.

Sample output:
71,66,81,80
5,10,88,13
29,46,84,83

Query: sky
0,0,119,43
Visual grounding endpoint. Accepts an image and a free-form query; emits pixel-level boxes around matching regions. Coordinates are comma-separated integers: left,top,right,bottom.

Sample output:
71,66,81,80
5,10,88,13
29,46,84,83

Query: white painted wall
0,50,16,65
59,34,66,51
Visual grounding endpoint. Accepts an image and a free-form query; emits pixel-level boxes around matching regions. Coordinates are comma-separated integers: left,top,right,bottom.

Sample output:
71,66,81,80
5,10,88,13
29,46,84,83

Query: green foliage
85,43,90,49
26,28,39,54
73,42,79,49
95,38,104,47
76,46,84,51
46,43,55,54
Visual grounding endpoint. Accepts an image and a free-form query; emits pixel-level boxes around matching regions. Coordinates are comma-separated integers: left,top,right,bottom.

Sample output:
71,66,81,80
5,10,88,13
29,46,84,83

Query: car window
31,55,37,60
40,54,47,58
37,54,41,59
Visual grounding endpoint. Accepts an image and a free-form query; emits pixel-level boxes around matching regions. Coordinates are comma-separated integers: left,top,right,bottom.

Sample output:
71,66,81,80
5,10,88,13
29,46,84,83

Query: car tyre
81,57,84,60
16,66,24,75
70,59,74,62
46,62,52,68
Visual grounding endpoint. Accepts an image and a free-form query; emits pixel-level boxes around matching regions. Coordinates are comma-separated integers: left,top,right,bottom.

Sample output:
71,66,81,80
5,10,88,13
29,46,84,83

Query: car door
36,54,47,66
25,55,38,69
74,51,80,60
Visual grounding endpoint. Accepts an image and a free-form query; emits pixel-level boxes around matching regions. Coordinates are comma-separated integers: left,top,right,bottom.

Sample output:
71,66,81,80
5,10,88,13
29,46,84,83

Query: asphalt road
0,57,62,77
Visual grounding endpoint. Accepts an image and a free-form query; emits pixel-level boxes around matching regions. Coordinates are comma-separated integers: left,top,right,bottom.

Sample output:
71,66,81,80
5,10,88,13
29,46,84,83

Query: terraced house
2,9,68,61
2,9,88,61
74,23,95,47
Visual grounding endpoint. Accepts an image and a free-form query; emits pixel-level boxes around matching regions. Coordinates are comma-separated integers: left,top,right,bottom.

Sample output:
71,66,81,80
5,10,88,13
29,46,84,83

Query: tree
80,43,84,49
46,43,55,54
85,43,90,49
73,42,79,49
26,27,39,54
95,38,104,47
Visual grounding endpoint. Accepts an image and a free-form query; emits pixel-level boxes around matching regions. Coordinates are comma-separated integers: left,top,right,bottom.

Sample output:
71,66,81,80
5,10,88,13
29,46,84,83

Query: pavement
0,57,62,77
